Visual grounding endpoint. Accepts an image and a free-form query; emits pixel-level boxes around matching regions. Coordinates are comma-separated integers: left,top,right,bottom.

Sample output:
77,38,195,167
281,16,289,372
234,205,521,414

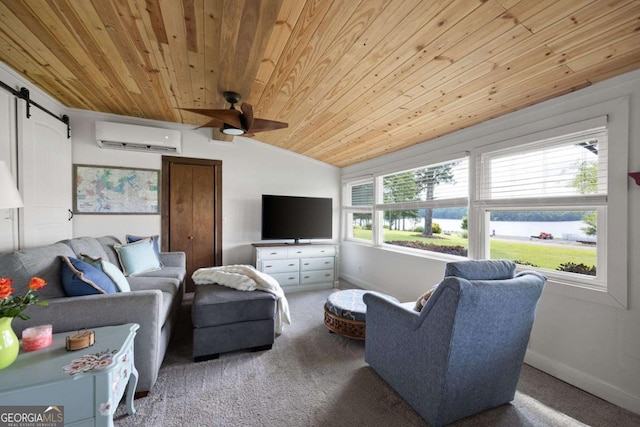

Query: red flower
0,277,48,320
28,277,47,291
0,278,14,299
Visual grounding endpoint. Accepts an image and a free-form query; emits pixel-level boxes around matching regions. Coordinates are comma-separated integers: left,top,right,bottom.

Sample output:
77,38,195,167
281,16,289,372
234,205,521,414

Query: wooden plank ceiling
1,0,639,167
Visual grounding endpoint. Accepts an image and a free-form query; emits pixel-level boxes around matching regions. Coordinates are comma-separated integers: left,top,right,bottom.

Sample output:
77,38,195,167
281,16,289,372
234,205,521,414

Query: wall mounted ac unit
96,121,182,154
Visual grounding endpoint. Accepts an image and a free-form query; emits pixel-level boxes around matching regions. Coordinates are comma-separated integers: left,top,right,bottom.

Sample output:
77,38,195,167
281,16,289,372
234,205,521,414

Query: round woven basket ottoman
323,289,398,340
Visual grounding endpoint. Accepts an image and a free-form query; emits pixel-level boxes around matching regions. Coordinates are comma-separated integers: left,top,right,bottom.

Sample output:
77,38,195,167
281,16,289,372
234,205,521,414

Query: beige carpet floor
114,288,640,426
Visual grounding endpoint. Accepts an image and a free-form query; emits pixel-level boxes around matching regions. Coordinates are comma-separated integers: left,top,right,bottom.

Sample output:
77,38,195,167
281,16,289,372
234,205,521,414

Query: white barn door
0,92,19,252
18,101,72,247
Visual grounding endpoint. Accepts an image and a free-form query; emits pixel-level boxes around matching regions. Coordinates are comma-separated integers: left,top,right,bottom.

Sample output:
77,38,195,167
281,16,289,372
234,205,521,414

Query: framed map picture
73,164,160,214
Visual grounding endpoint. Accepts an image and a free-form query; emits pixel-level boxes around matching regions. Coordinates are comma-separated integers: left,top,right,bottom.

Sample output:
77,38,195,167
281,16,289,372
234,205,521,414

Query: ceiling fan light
221,124,244,135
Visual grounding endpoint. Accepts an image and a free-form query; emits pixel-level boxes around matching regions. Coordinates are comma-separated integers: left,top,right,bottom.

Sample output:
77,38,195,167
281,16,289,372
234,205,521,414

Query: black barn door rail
0,80,70,138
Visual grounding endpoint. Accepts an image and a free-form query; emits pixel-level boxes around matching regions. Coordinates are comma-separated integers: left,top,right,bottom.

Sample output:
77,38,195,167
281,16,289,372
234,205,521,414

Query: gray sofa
0,236,185,395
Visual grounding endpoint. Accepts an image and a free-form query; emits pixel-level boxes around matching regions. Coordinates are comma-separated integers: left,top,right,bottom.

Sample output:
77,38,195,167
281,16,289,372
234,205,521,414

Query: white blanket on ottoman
192,265,291,334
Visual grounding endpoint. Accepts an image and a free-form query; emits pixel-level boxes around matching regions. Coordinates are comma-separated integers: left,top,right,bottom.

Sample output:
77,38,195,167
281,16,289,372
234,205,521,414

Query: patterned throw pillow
81,254,131,292
60,255,118,296
414,284,438,312
114,238,162,276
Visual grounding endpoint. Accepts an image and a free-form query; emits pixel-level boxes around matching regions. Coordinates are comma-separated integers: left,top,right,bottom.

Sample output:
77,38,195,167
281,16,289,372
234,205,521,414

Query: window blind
381,158,468,208
478,127,607,201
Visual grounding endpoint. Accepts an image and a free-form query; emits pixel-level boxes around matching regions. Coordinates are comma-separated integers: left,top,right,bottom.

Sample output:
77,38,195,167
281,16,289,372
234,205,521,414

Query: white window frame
470,109,628,309
343,179,375,244
343,156,470,261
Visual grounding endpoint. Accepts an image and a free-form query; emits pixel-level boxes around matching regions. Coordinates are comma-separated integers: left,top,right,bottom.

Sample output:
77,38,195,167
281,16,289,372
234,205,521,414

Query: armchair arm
158,251,186,268
363,293,422,331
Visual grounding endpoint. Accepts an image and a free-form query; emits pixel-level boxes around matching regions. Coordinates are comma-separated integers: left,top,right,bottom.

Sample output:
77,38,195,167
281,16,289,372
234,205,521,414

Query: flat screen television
261,195,332,244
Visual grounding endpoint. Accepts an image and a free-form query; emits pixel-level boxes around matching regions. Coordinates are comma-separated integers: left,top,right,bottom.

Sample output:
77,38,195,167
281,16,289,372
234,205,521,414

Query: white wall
70,109,340,265
340,69,640,414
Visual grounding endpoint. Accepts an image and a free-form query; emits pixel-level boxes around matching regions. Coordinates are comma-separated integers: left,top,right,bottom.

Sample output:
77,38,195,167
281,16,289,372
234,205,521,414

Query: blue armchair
363,260,546,426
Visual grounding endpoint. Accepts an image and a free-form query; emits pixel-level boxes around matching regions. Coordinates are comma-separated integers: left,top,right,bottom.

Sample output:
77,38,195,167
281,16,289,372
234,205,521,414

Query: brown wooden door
162,156,222,292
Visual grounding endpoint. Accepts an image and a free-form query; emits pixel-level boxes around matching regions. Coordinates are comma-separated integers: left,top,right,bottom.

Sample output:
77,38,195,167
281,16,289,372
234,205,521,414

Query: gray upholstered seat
192,284,276,361
363,260,546,427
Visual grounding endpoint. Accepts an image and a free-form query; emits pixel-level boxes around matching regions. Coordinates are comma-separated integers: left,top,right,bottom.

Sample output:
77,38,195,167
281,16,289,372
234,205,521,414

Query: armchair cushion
444,259,515,280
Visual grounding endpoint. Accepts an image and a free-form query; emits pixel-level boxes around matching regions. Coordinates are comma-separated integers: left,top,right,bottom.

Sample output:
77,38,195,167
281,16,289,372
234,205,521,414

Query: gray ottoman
192,284,277,362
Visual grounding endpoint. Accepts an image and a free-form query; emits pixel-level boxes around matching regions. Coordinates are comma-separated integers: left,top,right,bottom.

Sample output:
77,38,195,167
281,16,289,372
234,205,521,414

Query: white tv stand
252,243,338,292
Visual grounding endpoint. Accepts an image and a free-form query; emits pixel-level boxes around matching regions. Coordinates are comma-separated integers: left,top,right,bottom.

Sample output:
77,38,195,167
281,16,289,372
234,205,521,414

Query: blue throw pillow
126,234,160,257
114,238,162,276
60,256,118,296
81,254,131,293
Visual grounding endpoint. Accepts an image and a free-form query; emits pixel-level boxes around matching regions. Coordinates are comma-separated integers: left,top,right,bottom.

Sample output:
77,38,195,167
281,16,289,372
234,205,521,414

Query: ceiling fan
182,91,288,136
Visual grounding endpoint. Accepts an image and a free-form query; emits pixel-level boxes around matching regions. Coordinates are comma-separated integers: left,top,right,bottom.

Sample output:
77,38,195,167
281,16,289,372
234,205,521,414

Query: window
472,118,607,287
378,157,469,256
341,99,628,308
343,181,374,243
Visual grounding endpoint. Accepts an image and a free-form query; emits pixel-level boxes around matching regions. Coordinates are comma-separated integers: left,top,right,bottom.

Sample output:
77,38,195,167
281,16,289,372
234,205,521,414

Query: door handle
188,236,194,240
68,209,74,221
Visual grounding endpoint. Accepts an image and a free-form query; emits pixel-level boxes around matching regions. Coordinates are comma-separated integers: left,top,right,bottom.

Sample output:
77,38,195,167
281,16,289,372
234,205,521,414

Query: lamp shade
0,160,24,209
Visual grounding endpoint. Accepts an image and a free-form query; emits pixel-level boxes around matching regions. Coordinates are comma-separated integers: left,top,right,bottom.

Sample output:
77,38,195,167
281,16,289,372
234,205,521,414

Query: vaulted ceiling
1,0,639,167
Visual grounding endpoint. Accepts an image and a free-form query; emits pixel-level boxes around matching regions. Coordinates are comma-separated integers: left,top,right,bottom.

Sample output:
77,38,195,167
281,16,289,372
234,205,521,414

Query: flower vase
0,317,19,369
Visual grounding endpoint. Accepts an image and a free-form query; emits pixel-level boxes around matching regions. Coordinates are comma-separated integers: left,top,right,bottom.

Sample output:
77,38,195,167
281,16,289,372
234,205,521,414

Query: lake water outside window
485,210,597,275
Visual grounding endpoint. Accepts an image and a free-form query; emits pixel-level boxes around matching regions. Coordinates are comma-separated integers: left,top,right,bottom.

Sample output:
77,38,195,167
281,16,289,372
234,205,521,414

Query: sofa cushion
95,236,122,266
114,238,162,276
81,255,131,292
127,276,180,296
0,242,76,299
61,236,109,261
133,266,186,283
60,256,118,296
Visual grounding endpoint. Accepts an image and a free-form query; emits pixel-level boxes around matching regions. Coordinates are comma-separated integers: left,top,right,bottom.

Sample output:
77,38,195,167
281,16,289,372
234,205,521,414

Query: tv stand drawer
301,269,335,284
260,259,299,273
301,257,335,271
288,246,336,258
270,272,300,286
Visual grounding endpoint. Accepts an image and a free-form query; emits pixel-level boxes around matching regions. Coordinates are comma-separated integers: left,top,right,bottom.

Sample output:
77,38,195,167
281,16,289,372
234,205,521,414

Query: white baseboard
339,273,385,293
525,349,640,415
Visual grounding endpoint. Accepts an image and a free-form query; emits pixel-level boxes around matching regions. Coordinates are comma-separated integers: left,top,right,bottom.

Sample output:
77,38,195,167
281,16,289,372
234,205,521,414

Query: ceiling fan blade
194,118,225,129
180,108,242,129
240,102,254,131
249,118,288,133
